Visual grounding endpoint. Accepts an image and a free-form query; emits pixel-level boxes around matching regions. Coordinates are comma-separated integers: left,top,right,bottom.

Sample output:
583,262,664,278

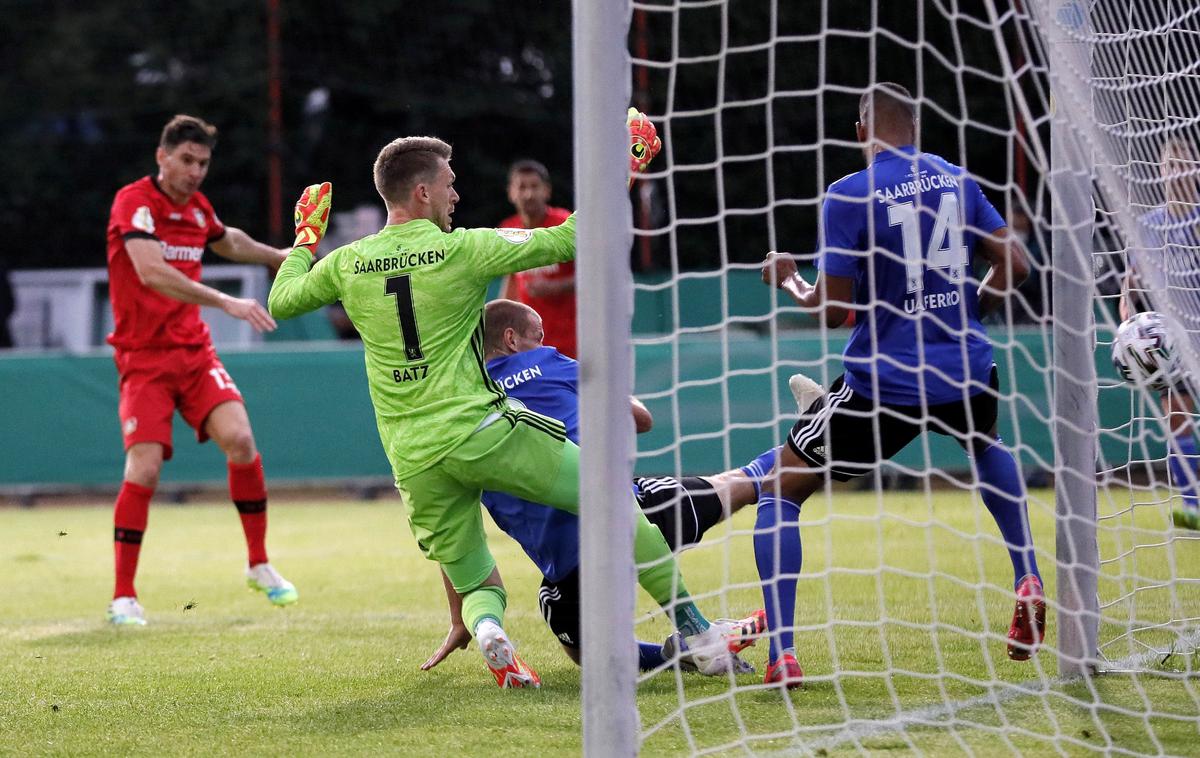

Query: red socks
112,457,268,599
113,481,153,599
229,454,269,566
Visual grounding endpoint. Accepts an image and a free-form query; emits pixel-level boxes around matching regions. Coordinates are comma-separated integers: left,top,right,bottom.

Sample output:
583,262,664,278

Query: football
1112,311,1181,391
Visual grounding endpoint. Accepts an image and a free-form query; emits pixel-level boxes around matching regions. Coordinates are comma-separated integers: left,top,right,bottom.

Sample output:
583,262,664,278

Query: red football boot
727,609,768,654
764,653,804,689
1007,574,1046,661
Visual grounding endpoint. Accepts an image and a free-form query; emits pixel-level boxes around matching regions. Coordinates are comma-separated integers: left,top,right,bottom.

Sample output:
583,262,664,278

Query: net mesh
625,0,1200,753
1071,0,1200,668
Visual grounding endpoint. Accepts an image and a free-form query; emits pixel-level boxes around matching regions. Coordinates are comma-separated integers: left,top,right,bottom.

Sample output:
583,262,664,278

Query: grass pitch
2,489,1198,756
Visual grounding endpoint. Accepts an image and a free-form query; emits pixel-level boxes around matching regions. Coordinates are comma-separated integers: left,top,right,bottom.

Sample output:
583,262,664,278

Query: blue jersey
1131,206,1200,329
482,347,581,582
819,145,1006,405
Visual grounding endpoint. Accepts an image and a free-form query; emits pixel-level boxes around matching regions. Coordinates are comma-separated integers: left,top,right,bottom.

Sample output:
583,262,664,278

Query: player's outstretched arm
268,183,340,320
1118,269,1138,322
125,237,277,332
457,213,578,285
462,112,658,284
210,227,289,269
977,226,1031,315
420,569,472,671
761,251,852,327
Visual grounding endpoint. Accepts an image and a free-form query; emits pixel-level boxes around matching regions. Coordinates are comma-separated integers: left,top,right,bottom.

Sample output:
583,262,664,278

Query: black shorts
538,476,728,649
787,367,1000,482
635,475,726,551
539,569,582,650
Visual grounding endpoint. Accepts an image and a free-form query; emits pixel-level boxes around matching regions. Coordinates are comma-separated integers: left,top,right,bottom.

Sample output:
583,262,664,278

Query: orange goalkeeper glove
293,182,332,255
627,107,662,186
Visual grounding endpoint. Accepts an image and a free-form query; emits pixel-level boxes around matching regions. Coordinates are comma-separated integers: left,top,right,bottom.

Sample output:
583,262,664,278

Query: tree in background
2,1,1028,272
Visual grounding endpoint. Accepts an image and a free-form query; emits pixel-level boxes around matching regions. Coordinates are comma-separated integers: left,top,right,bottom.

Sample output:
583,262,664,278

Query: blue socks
974,438,1040,588
753,495,802,664
638,641,666,670
741,446,780,501
1168,433,1199,511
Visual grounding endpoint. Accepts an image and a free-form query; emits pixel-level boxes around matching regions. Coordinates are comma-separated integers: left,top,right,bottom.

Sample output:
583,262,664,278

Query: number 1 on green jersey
385,274,425,361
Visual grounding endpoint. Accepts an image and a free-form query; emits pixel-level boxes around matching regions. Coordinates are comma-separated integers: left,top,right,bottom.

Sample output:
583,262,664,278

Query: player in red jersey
496,160,577,357
104,114,298,625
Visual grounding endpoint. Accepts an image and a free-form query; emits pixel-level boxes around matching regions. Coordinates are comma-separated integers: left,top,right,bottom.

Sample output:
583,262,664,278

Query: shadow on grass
9,613,274,648
637,667,834,700
290,674,586,740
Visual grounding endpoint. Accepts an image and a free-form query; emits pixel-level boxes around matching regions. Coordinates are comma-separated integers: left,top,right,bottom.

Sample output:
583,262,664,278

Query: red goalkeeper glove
293,182,332,255
627,107,662,186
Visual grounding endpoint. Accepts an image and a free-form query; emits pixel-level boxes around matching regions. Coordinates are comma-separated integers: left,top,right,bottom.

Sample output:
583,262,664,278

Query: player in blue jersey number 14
753,82,1040,689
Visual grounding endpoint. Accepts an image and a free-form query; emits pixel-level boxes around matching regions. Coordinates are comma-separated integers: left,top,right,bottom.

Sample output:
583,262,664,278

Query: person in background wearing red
497,160,576,358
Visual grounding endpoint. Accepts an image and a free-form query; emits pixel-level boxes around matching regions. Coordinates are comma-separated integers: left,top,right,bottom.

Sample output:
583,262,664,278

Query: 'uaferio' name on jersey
905,289,962,314
353,248,446,274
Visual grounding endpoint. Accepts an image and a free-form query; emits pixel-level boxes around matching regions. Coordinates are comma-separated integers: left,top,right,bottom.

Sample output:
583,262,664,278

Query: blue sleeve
1132,212,1163,272
550,350,579,393
970,179,1006,234
818,189,865,278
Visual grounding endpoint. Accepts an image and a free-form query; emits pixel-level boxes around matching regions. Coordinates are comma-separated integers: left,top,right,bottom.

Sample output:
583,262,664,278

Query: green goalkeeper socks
538,440,711,633
671,600,711,638
463,584,507,636
633,509,710,634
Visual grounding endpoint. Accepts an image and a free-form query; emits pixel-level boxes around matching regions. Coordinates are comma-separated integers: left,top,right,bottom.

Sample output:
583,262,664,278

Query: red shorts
114,345,244,460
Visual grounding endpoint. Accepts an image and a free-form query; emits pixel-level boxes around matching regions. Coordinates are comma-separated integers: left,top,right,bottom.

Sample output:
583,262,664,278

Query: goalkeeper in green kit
269,111,744,688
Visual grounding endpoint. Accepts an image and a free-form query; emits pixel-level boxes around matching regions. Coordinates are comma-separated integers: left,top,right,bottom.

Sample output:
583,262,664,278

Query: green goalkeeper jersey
268,215,576,479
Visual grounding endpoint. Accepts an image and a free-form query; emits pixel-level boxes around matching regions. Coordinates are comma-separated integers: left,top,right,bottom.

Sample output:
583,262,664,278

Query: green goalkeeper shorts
395,405,578,592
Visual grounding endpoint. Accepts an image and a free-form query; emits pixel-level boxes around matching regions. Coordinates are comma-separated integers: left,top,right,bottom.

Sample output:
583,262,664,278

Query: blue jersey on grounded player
819,144,1007,405
481,346,581,582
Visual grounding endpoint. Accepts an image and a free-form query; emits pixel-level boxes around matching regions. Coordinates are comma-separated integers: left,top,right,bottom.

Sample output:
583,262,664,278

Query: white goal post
573,1,639,754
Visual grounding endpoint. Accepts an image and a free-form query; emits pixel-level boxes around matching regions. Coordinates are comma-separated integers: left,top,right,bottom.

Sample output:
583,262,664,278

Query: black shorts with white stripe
787,367,1000,482
537,476,727,651
539,569,582,650
635,476,726,551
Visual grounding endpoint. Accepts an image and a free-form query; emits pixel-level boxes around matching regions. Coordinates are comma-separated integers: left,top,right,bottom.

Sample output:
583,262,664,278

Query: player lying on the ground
268,112,748,689
753,82,1041,689
104,114,298,626
1120,135,1200,532
419,299,776,673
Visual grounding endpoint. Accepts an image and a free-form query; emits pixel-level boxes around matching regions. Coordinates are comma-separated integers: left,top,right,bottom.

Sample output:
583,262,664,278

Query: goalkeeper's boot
1006,574,1046,661
789,372,825,415
1171,506,1200,531
476,619,541,689
660,632,698,672
764,652,804,689
661,630,755,674
675,619,756,675
246,563,299,607
106,596,147,627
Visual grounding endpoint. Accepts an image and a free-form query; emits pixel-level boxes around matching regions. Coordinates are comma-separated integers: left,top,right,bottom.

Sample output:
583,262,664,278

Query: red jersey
106,176,226,350
499,206,576,357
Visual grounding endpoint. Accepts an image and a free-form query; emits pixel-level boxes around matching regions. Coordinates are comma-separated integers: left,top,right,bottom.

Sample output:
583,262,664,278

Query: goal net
576,0,1200,753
